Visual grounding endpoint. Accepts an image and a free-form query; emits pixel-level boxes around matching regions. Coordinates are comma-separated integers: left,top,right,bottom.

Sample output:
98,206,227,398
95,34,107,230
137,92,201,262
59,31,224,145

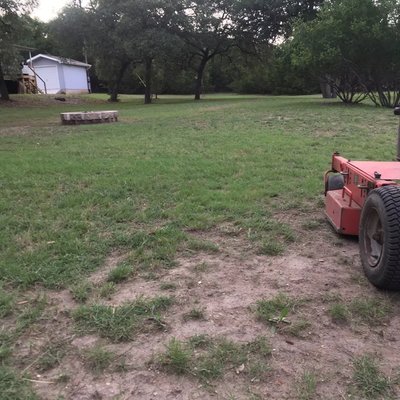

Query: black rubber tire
325,174,344,193
359,185,400,289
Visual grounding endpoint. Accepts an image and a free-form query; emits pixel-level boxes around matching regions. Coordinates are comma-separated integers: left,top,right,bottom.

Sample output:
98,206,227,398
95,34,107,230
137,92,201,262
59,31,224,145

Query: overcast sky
32,0,72,22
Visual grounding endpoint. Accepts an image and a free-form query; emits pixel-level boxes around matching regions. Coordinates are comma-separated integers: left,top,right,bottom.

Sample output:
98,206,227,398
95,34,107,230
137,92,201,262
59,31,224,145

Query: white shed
25,54,91,94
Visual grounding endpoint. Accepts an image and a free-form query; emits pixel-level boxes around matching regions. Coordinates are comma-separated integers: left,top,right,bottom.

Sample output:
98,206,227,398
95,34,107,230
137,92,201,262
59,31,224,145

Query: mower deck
348,160,400,181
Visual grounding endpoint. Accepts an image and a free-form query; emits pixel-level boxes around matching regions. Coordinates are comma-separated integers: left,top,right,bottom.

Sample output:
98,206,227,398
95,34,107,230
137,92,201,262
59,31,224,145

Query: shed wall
34,64,60,94
61,65,89,94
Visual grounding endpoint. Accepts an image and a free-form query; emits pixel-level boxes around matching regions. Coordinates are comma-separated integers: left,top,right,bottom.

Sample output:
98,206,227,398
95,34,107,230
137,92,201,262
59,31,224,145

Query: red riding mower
325,108,400,290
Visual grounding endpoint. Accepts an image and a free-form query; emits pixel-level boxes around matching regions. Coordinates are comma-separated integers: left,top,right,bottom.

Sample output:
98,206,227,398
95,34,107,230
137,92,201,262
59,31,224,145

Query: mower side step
325,189,361,235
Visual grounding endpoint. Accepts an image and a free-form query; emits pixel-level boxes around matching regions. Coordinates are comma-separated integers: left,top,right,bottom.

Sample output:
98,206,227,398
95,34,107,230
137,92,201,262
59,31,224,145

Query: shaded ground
12,209,400,400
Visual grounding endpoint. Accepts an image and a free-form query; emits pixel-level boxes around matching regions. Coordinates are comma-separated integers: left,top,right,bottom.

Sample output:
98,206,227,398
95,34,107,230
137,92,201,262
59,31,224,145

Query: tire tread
361,186,400,289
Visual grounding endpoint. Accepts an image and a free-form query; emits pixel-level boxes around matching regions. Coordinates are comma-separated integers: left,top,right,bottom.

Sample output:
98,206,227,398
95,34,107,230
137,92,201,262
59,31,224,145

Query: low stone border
60,110,118,125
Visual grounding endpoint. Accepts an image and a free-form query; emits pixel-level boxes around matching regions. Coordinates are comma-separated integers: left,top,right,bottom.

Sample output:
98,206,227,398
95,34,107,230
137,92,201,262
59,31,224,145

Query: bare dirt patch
15,211,400,400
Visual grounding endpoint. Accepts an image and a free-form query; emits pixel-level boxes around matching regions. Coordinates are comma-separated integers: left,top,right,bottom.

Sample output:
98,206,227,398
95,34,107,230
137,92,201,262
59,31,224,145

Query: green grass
295,370,317,400
83,345,115,373
329,303,349,323
160,338,192,375
349,297,392,325
183,307,205,321
158,335,272,382
301,219,323,231
327,297,391,325
0,366,38,400
352,355,392,399
186,239,219,253
0,343,12,362
256,293,298,324
98,282,116,298
16,296,46,332
2,93,400,397
0,295,48,397
4,94,396,290
70,281,93,303
193,262,211,274
258,240,284,256
284,319,312,338
256,294,310,336
0,296,47,373
195,338,247,380
72,296,173,341
159,282,177,291
188,334,212,348
245,336,272,357
107,262,134,283
0,287,15,318
36,341,67,372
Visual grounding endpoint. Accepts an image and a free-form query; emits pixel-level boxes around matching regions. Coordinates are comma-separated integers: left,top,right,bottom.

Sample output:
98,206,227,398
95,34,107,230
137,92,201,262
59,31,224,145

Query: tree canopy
3,0,400,107
0,0,37,100
288,0,400,106
43,0,325,102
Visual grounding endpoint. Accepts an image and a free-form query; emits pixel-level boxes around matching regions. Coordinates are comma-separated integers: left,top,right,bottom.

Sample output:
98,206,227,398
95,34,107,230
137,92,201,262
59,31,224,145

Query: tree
289,0,400,106
85,1,133,102
23,16,56,54
48,5,88,62
70,0,184,103
225,0,327,97
173,0,235,100
0,0,37,100
115,0,187,103
233,0,326,46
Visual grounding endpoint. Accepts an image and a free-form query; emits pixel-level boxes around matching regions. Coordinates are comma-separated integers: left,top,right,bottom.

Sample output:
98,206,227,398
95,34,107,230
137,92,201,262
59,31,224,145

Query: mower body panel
325,189,361,235
348,161,400,181
325,153,400,236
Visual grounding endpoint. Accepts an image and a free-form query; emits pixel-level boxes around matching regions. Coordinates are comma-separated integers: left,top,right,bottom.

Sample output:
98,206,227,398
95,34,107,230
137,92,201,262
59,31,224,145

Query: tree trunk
194,56,208,101
109,87,118,102
320,81,332,98
0,64,10,101
144,57,152,105
319,76,336,99
108,61,130,102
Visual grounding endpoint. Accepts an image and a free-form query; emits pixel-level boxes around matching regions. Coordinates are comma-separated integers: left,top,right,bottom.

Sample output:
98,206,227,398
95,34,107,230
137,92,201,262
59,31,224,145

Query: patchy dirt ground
12,209,400,400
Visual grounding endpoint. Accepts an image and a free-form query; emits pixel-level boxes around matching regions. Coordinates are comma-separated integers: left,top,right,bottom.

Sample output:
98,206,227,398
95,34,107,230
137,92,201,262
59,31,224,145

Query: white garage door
34,65,60,94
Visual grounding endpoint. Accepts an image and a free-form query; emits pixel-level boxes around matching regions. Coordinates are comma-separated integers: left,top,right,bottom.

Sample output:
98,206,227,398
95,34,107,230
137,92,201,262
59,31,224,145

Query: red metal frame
325,152,400,235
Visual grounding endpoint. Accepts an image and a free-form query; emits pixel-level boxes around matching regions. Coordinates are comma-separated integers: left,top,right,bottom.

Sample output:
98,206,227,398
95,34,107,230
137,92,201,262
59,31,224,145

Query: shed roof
27,54,91,68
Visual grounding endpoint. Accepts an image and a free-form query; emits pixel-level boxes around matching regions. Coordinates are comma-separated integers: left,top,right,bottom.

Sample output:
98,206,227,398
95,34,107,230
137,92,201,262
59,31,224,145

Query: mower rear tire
359,185,400,290
325,174,344,193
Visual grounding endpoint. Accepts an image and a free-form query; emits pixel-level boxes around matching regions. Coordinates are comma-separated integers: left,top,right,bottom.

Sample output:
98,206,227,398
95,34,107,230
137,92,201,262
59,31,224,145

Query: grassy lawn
1,94,396,288
1,93,400,399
